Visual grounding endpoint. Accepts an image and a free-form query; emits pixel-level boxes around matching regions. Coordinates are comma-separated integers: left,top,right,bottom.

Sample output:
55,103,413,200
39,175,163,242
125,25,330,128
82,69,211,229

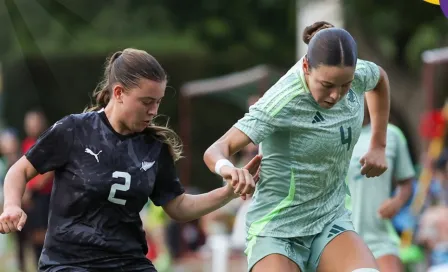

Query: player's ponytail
302,21,334,45
150,121,183,161
84,52,119,112
85,48,183,161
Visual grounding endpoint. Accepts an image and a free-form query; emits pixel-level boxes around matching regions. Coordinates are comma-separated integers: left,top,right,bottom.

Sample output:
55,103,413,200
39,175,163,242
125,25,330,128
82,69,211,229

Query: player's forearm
3,164,28,209
165,187,234,222
366,67,390,149
393,179,413,208
204,127,253,174
204,141,232,173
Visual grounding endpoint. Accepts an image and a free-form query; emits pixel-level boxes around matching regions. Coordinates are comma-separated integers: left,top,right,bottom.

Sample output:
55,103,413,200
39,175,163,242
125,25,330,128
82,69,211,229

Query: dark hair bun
302,21,335,45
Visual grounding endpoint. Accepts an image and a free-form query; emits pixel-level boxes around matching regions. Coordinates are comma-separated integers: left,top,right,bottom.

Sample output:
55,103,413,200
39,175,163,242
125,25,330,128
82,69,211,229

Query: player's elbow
171,214,193,223
203,146,213,169
203,143,224,172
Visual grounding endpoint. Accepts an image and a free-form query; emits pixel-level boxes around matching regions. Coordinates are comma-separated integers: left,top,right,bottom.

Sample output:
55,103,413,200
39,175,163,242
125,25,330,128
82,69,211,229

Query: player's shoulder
355,58,378,71
254,67,305,116
70,111,100,122
48,111,101,134
354,58,379,79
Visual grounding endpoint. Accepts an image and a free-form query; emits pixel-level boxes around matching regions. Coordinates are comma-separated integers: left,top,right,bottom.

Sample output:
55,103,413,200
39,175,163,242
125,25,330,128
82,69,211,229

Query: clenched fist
0,205,27,234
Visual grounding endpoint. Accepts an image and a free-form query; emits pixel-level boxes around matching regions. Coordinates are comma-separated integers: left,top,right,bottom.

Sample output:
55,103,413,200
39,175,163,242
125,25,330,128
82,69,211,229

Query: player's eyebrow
140,96,164,101
321,79,353,85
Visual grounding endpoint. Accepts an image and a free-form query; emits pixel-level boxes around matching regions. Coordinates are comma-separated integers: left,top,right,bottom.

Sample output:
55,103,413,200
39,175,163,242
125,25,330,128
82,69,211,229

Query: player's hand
378,198,401,219
359,148,388,178
222,155,262,200
0,205,27,234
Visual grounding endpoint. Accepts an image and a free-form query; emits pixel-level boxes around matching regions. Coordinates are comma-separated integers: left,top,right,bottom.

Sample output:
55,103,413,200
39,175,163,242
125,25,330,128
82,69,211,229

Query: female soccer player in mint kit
204,21,391,272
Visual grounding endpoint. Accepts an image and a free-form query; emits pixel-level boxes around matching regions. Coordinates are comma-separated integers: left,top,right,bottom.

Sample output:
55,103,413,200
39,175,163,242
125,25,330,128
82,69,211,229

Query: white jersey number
108,171,131,205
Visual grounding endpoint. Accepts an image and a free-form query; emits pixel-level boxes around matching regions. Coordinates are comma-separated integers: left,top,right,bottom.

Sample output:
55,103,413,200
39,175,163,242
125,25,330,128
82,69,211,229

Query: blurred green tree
344,0,448,71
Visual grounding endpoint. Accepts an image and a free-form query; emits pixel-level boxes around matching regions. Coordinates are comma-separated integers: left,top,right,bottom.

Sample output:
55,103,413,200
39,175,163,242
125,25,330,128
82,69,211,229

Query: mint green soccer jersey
346,124,415,248
234,57,381,237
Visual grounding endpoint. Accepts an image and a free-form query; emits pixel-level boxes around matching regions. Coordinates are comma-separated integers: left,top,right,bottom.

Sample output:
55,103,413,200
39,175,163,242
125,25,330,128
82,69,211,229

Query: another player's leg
376,254,404,272
247,236,305,272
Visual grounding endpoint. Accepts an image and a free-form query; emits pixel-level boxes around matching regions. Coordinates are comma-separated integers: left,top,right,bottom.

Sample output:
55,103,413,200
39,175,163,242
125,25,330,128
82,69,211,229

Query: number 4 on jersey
340,126,352,151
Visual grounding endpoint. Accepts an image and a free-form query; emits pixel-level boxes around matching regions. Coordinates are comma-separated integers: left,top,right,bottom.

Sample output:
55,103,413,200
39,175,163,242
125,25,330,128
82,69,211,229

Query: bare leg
377,254,403,272
318,231,378,272
252,254,301,272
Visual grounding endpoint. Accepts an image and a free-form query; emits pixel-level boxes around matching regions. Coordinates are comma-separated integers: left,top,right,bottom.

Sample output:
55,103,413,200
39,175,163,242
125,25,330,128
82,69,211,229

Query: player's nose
328,89,339,102
147,105,158,116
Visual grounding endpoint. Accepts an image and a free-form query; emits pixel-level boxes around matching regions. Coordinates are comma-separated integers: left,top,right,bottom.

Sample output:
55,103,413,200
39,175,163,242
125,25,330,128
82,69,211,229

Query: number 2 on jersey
340,126,352,151
108,171,131,205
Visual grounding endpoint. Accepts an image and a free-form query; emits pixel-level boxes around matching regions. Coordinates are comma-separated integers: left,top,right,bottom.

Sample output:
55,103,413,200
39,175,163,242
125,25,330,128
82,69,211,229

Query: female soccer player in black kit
0,48,260,272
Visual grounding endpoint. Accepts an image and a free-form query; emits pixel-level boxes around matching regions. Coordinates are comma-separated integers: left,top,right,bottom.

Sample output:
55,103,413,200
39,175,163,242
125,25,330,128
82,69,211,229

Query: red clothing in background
22,137,53,194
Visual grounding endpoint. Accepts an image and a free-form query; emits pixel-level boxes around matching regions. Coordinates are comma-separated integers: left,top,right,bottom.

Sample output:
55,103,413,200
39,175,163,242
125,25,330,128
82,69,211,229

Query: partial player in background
0,48,260,272
346,100,414,272
204,21,390,272
0,129,21,269
22,109,54,265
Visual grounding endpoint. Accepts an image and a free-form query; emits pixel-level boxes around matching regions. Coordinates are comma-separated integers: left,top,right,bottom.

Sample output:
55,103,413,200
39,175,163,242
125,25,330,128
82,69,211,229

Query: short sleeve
390,126,415,182
354,59,381,93
234,72,299,144
150,144,185,206
25,115,75,174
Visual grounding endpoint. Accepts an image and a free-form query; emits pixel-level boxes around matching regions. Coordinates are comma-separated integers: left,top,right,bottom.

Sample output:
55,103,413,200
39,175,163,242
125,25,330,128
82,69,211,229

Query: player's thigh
377,255,404,272
246,235,307,272
252,254,301,272
317,231,378,272
308,213,378,272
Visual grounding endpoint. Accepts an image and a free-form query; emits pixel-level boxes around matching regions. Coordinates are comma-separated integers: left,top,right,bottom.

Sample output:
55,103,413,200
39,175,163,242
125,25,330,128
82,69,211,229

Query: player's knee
352,269,380,272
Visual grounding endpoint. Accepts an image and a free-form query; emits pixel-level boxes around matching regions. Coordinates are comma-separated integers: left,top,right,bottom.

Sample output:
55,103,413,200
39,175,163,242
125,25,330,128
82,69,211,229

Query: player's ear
303,56,310,75
112,84,125,103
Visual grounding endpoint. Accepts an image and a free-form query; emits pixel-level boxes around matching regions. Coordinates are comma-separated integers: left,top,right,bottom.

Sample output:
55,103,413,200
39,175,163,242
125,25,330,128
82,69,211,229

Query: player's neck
104,105,133,135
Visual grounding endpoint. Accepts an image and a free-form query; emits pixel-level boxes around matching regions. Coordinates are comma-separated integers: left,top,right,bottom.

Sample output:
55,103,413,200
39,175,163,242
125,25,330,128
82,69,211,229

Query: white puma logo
140,161,155,171
85,148,102,163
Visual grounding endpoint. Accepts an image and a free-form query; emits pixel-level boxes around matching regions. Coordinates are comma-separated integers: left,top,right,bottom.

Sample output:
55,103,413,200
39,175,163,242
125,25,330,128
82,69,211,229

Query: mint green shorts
245,212,355,272
364,221,401,259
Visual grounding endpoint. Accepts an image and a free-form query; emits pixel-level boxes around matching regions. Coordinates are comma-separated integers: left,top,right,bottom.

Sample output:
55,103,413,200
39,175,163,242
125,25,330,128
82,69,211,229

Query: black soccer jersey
25,110,185,272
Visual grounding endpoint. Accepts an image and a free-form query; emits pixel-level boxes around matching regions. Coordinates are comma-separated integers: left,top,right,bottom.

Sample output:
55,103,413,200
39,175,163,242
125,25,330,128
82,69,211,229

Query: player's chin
134,121,150,132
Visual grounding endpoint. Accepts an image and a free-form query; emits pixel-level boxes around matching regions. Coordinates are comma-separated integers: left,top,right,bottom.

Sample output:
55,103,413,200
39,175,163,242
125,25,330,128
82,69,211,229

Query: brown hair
302,21,335,45
85,48,183,161
302,21,357,69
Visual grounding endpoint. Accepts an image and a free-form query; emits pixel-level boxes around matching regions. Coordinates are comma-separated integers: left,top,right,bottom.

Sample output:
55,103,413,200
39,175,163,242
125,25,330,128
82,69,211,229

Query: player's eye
321,83,333,88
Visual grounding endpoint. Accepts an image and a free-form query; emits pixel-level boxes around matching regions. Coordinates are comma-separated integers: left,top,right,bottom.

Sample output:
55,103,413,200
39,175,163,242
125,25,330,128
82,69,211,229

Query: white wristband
214,159,234,177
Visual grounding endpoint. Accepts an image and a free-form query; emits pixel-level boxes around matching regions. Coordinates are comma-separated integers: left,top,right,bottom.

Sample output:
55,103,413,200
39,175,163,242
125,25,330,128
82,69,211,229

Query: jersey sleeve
353,59,381,93
150,144,185,206
234,72,299,144
25,115,75,174
390,126,415,182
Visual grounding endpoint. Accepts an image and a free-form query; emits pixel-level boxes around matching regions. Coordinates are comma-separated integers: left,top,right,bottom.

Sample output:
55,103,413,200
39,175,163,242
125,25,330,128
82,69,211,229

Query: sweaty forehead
314,65,355,84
